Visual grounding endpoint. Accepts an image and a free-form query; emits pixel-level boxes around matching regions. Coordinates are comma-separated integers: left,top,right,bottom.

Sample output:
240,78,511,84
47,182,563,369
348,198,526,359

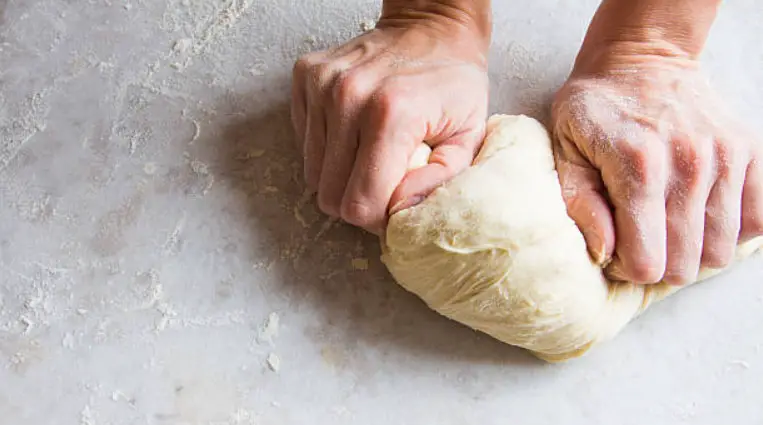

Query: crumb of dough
360,19,376,32
257,312,280,344
267,353,280,372
351,258,369,271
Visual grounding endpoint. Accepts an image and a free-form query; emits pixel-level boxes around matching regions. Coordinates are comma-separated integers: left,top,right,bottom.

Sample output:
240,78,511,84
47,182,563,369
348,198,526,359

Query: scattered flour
0,90,51,172
62,332,75,349
80,405,95,425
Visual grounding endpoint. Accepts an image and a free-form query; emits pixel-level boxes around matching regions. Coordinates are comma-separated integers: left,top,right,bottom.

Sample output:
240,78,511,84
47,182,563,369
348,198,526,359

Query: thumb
389,130,483,216
556,156,616,266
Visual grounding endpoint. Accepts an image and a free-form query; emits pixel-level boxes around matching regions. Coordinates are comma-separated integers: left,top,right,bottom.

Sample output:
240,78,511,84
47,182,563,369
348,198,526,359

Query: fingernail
389,195,425,216
586,230,608,266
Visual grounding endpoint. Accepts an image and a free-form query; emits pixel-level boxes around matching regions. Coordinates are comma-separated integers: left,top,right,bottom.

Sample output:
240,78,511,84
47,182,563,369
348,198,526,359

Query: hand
291,4,490,235
552,44,763,285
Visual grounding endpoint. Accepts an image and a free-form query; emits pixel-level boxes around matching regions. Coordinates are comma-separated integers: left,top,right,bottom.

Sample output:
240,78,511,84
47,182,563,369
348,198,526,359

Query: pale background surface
1,1,762,424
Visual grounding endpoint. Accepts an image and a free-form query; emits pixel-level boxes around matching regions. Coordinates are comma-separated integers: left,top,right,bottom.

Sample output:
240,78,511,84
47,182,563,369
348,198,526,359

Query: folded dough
382,114,763,362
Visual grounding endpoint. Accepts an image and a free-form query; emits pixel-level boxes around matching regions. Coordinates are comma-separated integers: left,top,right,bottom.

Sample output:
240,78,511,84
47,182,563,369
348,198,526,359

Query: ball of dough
382,114,763,362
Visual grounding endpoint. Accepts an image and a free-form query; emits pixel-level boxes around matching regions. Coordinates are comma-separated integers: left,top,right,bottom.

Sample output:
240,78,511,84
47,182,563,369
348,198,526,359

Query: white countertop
1,1,762,424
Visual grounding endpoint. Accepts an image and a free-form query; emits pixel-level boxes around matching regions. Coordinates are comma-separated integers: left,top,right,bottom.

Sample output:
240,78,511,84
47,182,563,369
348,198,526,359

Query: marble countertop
1,0,762,424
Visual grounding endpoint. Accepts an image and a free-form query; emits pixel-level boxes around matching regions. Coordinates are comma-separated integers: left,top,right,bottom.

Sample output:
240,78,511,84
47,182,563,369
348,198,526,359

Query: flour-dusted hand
552,0,763,285
291,0,492,234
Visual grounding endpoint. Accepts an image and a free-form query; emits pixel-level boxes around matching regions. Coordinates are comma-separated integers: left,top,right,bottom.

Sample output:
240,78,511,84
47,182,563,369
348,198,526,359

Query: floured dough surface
382,114,763,362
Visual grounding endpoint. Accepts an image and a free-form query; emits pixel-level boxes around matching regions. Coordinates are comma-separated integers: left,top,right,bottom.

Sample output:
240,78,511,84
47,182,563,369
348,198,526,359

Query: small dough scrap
382,114,763,362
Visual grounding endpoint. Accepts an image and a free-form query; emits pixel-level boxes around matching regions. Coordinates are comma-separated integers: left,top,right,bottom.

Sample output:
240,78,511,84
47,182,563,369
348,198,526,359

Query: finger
663,135,715,285
302,60,340,194
663,191,707,285
317,71,372,217
555,151,616,266
701,143,745,268
291,58,309,147
740,157,763,242
603,141,668,284
304,88,327,194
341,95,419,234
389,128,483,215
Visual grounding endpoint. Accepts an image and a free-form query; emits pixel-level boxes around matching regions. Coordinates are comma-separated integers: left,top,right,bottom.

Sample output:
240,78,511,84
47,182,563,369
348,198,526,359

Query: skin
553,0,763,284
292,0,763,285
291,0,491,235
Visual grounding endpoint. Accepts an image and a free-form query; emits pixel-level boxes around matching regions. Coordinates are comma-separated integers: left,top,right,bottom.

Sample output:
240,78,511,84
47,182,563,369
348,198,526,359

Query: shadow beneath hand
199,73,542,370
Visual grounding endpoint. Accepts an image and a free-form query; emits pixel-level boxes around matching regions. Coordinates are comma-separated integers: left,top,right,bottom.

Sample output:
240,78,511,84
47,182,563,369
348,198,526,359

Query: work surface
2,1,763,424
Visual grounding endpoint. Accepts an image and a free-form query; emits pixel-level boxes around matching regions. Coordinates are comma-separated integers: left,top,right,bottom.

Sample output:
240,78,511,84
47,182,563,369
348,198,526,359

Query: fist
291,23,489,234
553,61,763,285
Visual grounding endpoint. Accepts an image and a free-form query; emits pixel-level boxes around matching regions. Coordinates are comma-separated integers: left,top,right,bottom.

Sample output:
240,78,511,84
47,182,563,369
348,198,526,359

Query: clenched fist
291,1,491,234
552,0,763,284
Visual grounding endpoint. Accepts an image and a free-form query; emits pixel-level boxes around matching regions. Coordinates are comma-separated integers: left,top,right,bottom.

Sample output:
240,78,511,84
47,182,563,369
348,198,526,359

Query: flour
172,38,193,54
162,214,187,256
143,162,158,175
161,0,256,69
14,193,55,223
188,158,215,194
164,310,256,330
0,262,74,338
0,90,50,172
256,312,280,344
80,405,95,425
62,332,75,349
228,408,258,425
110,390,131,403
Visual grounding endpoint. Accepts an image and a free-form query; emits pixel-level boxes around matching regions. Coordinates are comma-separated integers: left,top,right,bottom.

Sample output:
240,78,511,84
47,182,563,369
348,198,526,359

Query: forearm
576,0,721,72
380,0,492,47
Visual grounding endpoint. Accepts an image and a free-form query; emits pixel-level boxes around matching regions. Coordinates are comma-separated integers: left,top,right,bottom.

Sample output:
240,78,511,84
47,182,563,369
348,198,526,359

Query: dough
382,114,763,362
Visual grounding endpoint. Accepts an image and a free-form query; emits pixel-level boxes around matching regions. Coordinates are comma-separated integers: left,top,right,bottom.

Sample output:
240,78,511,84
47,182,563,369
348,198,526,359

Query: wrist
380,0,492,50
573,0,720,74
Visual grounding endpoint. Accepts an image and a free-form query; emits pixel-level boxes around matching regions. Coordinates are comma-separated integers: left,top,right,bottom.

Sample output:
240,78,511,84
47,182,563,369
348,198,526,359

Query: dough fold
382,114,763,362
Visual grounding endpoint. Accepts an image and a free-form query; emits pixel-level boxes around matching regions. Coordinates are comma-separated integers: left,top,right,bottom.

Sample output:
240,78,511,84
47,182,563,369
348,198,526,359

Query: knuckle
340,198,375,227
742,170,763,238
715,158,732,181
370,85,405,121
702,245,734,269
293,54,320,78
713,141,741,179
552,81,600,133
620,144,661,189
332,71,368,107
293,57,310,77
307,63,335,87
672,140,709,188
627,257,665,284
